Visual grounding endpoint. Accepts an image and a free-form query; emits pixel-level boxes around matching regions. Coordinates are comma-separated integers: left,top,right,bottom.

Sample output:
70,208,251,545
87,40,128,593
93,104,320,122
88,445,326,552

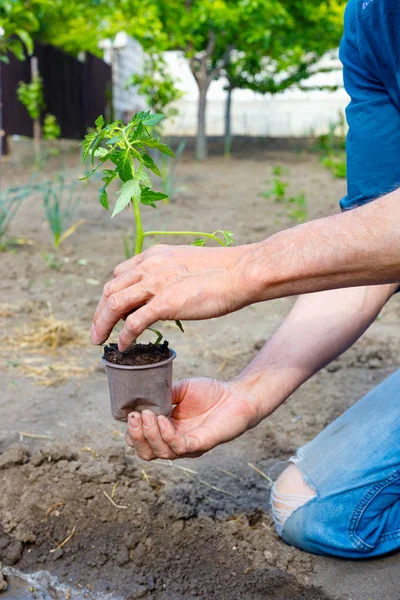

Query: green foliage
0,0,52,62
161,138,186,202
260,172,289,203
261,167,307,223
82,110,233,343
0,185,31,244
321,154,346,179
43,114,61,140
128,55,183,120
42,178,82,249
17,75,44,120
317,114,347,179
287,192,308,224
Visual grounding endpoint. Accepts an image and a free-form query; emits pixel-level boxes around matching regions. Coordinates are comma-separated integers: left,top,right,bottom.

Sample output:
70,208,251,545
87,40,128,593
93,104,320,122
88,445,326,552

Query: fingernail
141,411,153,427
129,414,139,429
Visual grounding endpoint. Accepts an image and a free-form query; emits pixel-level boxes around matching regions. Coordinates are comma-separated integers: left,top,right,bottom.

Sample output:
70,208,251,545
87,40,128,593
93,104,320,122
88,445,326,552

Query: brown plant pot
102,350,177,422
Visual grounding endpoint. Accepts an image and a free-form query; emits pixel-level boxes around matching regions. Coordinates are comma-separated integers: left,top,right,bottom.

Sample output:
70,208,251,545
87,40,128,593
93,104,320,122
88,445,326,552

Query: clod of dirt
0,571,7,592
103,341,170,366
2,539,23,565
34,444,77,464
0,444,29,470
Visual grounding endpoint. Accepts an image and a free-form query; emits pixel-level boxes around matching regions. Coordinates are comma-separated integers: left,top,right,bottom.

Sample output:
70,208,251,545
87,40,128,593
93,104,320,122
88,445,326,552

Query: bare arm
92,189,400,350
247,190,400,303
235,283,398,419
125,283,397,460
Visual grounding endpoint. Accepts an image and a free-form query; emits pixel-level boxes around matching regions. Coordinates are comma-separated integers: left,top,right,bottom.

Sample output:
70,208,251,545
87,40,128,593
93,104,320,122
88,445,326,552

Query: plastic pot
102,349,177,422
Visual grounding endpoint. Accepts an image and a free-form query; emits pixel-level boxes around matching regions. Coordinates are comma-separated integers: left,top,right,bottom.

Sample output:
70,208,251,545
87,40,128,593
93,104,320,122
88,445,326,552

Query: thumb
172,379,191,405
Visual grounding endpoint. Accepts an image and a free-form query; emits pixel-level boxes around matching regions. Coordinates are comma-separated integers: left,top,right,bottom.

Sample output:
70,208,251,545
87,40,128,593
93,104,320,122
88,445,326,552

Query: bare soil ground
0,140,398,600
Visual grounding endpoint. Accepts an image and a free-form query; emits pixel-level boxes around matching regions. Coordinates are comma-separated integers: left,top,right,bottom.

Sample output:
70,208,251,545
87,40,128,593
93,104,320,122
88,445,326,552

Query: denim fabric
339,0,400,211
281,369,400,558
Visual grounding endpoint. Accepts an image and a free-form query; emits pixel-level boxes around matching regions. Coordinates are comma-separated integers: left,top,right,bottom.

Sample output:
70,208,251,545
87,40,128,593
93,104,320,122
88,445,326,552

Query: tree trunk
0,61,4,191
31,57,41,163
196,82,208,161
224,87,233,157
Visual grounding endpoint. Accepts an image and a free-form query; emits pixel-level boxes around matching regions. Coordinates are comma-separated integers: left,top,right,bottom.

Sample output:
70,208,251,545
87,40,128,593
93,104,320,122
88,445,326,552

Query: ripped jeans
271,369,400,558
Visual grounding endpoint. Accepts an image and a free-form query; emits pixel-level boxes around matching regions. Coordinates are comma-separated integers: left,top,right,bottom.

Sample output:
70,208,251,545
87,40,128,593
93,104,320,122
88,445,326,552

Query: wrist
232,358,307,424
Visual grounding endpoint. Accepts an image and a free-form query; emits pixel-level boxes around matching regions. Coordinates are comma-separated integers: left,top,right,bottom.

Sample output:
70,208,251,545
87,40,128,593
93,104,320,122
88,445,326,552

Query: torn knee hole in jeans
271,464,317,533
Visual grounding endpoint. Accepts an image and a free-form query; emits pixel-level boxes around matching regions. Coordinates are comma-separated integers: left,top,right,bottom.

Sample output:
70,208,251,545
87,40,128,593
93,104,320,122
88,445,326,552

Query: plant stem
143,230,227,246
133,198,144,255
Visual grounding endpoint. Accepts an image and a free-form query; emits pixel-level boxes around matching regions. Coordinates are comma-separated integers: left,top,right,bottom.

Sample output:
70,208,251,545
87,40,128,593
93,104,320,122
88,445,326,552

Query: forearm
243,190,400,303
236,284,397,422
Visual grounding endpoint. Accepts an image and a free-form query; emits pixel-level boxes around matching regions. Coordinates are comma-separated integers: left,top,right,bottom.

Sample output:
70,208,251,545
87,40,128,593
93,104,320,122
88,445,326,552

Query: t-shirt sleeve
339,0,400,211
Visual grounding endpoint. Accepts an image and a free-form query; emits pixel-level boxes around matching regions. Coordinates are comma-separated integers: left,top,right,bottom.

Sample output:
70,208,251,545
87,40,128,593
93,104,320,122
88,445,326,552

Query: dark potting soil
103,341,171,366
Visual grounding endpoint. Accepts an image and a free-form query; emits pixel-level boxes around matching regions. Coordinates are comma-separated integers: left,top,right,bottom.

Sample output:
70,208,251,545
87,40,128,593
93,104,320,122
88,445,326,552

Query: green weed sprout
81,110,234,341
0,186,29,248
42,178,84,249
260,168,289,203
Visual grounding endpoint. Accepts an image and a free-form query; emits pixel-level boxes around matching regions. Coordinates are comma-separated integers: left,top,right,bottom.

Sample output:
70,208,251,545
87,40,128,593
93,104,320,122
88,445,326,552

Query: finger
157,415,202,457
92,283,150,346
127,412,156,461
141,411,176,459
93,270,143,329
118,303,159,351
113,254,144,278
172,379,190,406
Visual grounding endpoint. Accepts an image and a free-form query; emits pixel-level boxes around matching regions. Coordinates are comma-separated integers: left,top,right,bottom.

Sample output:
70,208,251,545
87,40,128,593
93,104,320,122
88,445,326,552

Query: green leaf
140,188,168,206
116,150,133,182
143,113,165,127
143,138,175,158
106,136,121,145
139,167,152,188
15,29,33,55
175,320,184,333
95,115,104,131
90,130,106,164
7,39,25,61
141,152,161,177
78,165,100,180
101,169,117,187
99,186,109,210
191,238,206,247
112,178,141,217
94,147,109,158
131,120,144,141
221,230,235,246
81,132,96,163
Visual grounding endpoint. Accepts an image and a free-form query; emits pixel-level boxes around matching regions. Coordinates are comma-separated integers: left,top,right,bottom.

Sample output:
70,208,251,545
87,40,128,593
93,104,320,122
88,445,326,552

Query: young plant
161,138,187,203
260,167,289,203
287,192,307,224
81,110,234,341
0,186,29,249
42,178,84,249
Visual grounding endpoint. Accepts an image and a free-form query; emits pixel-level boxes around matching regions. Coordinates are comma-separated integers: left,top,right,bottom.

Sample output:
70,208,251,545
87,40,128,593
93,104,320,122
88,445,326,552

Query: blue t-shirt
339,0,400,210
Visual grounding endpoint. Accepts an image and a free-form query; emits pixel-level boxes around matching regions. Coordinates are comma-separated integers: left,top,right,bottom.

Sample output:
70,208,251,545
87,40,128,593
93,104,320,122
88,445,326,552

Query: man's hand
91,244,255,351
125,378,260,460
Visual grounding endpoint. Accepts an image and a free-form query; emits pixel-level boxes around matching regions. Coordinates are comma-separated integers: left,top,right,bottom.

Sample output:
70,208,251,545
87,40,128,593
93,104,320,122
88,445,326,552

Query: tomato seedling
81,110,234,342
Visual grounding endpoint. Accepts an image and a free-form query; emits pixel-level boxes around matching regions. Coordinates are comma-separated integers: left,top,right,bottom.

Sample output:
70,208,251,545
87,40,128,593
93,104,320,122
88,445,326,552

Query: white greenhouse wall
162,51,349,138
101,36,349,138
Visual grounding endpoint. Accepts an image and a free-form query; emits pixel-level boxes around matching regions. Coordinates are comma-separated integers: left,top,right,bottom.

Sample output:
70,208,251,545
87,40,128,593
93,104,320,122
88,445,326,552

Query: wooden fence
1,43,111,148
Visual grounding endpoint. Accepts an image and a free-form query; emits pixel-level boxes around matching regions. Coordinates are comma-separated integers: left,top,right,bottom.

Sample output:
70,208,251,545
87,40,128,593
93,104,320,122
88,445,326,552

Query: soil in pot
103,341,171,366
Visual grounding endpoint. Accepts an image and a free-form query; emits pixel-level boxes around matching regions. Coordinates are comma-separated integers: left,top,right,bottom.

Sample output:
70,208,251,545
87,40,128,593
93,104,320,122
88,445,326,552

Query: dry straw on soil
0,304,95,386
